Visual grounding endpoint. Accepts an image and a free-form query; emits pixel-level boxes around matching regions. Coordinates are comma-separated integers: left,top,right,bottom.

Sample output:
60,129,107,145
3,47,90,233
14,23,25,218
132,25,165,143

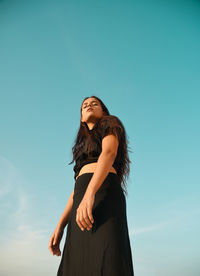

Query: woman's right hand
48,226,64,256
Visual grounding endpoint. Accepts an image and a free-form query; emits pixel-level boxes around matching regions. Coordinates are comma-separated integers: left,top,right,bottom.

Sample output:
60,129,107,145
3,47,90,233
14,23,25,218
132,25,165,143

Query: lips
87,108,93,112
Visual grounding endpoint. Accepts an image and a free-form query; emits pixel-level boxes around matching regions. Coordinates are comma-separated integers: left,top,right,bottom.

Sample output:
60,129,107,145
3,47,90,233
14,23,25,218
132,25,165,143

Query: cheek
98,109,104,116
81,111,86,119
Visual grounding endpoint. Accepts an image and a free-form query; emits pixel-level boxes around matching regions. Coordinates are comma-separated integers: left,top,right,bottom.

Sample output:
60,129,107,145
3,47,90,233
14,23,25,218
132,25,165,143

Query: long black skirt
57,172,134,276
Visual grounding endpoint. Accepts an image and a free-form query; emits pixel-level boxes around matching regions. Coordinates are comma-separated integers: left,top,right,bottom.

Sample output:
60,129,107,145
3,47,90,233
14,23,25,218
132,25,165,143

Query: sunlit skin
48,97,119,256
81,97,106,129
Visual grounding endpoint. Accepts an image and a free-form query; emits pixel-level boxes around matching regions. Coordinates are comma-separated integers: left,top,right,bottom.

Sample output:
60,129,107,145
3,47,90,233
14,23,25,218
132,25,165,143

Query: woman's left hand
76,189,95,231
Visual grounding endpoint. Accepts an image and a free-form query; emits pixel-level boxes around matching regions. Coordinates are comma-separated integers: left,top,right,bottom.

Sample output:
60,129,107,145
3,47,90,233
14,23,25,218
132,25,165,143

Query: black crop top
73,115,124,180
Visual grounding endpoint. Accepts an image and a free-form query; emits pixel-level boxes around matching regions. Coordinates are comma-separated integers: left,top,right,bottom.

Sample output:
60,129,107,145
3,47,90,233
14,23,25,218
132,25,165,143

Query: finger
82,207,92,228
48,245,53,255
87,206,94,225
51,245,59,256
48,237,55,252
53,248,60,256
53,235,57,245
54,245,61,256
76,210,85,231
55,246,61,255
55,249,61,256
48,244,54,255
55,251,61,256
79,210,88,229
54,229,63,245
49,236,59,255
49,235,54,247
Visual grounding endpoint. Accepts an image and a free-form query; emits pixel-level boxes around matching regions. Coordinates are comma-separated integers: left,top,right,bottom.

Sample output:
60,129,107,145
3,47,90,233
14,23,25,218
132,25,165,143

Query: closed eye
83,103,98,109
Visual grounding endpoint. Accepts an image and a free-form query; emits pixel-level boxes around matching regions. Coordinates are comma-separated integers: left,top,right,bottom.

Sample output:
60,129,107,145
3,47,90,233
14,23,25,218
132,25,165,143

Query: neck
87,123,95,130
84,119,99,131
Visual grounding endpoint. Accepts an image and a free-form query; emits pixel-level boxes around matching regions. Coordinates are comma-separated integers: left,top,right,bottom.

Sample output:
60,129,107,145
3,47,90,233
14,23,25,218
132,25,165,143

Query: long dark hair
68,96,132,196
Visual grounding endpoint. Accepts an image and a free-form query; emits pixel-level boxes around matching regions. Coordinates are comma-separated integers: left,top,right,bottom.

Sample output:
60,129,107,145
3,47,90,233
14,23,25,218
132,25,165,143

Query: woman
49,96,134,276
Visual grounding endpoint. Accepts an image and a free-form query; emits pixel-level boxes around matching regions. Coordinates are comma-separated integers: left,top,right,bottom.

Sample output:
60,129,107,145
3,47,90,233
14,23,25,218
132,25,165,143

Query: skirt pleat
57,172,134,276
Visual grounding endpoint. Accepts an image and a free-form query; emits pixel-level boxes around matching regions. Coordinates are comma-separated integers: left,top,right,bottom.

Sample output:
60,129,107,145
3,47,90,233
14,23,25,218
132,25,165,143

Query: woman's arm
86,134,119,195
56,188,74,230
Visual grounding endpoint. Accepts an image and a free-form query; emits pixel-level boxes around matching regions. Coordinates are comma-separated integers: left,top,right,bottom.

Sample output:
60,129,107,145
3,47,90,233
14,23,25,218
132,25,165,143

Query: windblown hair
68,96,132,196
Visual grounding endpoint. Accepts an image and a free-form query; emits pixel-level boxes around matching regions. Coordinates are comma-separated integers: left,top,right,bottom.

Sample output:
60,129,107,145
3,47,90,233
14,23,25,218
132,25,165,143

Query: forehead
82,98,98,105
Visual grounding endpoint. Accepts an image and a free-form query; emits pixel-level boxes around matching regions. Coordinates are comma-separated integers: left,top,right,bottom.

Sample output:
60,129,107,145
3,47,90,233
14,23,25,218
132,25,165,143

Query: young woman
49,96,134,276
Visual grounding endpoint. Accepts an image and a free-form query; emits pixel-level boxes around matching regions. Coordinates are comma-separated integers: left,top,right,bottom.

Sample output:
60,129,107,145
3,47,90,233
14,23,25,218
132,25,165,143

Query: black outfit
57,115,134,276
73,115,124,181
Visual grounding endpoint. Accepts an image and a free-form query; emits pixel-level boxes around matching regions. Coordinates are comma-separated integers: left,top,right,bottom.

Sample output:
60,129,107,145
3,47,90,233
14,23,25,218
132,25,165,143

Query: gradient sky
0,0,200,275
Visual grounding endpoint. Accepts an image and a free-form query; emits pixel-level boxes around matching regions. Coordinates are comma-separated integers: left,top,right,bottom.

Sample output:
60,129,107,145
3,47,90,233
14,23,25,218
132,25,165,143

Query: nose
87,104,94,110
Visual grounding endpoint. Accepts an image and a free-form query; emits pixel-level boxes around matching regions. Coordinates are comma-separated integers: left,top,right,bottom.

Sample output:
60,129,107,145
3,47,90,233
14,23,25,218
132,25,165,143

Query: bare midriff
75,162,117,181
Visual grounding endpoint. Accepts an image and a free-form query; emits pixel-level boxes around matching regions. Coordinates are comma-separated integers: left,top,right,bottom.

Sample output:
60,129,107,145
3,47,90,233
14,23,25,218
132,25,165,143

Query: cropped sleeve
99,115,123,142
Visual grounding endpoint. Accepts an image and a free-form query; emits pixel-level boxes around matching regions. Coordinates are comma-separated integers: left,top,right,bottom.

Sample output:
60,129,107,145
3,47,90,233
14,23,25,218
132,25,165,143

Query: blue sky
0,0,200,275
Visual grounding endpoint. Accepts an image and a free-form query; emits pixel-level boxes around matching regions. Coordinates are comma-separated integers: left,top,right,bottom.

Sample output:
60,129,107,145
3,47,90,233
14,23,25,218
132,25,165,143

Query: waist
75,162,117,181
74,172,121,194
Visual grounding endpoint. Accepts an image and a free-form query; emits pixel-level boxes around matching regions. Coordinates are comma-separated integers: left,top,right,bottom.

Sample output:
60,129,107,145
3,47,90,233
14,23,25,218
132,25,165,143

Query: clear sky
0,0,200,275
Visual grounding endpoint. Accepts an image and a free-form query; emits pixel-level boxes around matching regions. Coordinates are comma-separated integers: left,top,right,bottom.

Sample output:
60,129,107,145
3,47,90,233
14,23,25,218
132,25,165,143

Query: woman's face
81,97,104,123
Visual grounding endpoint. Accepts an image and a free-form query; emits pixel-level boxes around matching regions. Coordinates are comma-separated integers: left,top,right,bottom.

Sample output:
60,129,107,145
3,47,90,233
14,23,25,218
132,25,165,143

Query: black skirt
57,172,134,276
